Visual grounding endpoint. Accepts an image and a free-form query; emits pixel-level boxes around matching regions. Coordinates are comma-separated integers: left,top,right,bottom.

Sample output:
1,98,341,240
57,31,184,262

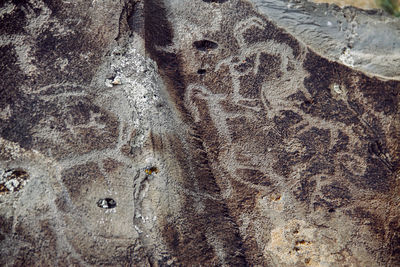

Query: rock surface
251,0,400,80
0,0,399,266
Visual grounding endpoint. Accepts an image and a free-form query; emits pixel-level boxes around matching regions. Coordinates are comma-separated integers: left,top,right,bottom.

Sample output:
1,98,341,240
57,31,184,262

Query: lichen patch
0,168,29,194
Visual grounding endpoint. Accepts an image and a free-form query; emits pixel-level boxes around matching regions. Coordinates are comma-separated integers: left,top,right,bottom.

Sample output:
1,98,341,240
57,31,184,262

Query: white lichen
333,84,342,94
5,179,19,192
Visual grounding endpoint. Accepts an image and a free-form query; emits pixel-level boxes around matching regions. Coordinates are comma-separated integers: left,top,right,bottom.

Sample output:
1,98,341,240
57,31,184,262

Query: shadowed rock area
0,0,399,266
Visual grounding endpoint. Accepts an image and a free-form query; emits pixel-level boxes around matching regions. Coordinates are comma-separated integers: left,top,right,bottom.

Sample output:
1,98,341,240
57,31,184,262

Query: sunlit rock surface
251,0,400,80
0,0,399,266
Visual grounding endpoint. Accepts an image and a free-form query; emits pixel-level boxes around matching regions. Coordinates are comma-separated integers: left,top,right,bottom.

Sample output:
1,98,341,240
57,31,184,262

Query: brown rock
0,0,399,266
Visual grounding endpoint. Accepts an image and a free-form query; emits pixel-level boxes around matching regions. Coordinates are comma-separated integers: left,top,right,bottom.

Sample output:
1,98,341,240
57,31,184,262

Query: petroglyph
155,0,400,265
1,0,399,266
185,15,374,202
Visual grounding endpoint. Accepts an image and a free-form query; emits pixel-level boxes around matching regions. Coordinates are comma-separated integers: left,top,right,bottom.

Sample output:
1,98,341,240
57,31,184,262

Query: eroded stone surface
0,0,399,266
251,0,400,80
146,0,400,265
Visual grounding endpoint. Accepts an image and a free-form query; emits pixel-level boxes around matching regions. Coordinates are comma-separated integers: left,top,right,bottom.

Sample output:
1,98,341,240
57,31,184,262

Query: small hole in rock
304,100,312,106
145,167,158,175
328,208,335,213
193,40,218,51
97,198,117,209
12,170,28,177
296,240,307,245
197,69,206,75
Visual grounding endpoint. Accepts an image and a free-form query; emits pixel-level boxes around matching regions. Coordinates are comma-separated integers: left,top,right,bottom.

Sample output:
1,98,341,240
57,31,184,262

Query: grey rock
0,0,399,266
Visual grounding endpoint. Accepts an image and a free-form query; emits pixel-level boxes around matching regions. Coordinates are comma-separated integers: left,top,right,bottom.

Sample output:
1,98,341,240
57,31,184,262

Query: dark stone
193,40,219,51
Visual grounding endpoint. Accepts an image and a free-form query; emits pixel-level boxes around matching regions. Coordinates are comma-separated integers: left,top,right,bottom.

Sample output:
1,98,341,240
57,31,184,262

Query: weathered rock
0,0,399,266
251,0,400,80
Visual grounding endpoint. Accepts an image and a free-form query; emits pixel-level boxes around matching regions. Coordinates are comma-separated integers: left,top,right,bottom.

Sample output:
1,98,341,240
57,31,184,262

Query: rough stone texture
251,0,400,80
0,0,399,266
